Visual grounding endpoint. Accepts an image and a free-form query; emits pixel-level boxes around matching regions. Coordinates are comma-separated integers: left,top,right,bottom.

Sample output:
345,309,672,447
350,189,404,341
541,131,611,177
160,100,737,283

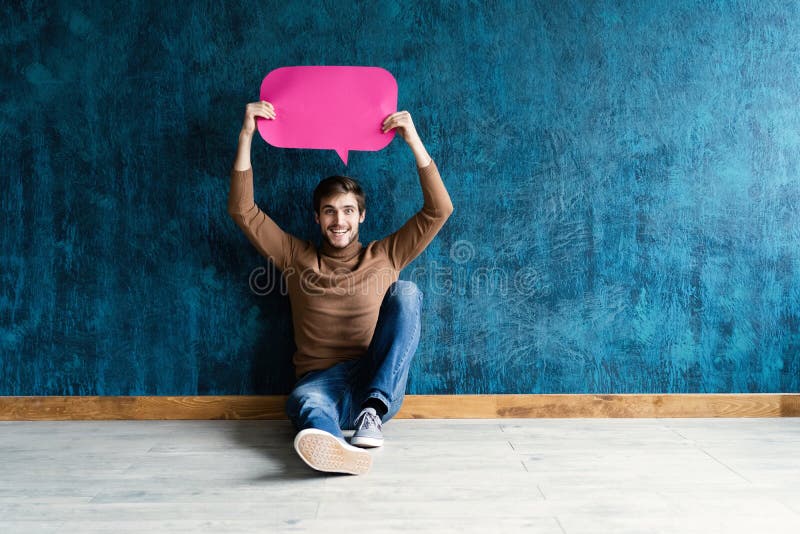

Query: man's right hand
234,101,275,171
241,101,276,137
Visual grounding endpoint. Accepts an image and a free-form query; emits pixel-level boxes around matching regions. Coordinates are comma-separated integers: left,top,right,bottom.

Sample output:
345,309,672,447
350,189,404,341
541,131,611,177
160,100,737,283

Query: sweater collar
319,237,363,260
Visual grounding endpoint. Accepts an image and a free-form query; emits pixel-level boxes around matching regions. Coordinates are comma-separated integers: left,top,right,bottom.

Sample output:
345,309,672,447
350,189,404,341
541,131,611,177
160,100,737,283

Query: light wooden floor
1,418,799,533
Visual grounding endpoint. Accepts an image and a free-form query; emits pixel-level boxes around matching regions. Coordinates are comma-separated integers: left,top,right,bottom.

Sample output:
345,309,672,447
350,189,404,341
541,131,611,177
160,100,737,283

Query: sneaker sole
350,435,384,448
294,429,372,475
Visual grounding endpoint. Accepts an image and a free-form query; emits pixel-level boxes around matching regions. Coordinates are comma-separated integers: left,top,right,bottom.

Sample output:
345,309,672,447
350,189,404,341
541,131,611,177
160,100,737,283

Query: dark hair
313,176,366,214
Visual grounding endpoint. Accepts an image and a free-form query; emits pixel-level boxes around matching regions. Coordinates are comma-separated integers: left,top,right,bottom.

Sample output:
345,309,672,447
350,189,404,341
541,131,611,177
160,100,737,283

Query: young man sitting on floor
228,101,453,474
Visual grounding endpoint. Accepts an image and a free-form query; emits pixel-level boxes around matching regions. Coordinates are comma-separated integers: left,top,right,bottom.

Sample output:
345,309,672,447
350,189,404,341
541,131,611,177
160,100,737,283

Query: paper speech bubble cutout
258,66,398,165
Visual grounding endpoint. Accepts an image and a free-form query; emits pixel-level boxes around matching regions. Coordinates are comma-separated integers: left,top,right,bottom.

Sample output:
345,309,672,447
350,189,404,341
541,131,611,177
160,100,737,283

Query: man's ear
359,210,366,223
314,212,319,224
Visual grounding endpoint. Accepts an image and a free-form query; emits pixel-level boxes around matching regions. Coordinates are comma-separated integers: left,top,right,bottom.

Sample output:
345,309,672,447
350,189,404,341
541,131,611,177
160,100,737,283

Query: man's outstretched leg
350,280,423,448
286,362,372,475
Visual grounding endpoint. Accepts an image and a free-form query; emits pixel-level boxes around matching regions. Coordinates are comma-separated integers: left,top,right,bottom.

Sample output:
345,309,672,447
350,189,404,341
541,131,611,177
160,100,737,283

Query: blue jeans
286,280,423,438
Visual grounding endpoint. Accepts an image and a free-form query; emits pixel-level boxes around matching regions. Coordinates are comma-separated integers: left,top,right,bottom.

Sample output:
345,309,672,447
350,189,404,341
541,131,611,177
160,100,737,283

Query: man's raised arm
228,101,298,272
378,111,454,271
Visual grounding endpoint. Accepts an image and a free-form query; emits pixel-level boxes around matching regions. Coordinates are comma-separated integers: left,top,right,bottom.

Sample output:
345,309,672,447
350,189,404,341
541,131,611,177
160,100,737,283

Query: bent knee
388,280,423,304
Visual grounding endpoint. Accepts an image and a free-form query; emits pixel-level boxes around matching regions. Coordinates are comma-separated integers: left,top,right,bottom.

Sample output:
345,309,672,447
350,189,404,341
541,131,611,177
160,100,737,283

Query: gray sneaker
350,407,384,448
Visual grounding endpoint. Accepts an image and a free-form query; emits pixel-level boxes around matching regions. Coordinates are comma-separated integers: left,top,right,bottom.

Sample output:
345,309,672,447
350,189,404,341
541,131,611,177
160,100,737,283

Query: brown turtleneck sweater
228,161,453,378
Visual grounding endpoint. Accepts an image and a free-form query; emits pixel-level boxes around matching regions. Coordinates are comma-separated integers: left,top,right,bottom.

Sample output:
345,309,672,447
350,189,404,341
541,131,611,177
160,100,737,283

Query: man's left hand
382,111,421,145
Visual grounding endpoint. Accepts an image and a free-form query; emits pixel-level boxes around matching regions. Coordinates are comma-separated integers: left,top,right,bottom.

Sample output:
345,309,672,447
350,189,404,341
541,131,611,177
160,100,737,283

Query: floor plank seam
666,427,689,441
697,447,751,484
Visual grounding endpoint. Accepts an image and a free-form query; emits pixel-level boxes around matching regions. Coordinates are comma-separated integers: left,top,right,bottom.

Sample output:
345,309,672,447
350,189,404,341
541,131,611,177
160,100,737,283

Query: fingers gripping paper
258,66,398,165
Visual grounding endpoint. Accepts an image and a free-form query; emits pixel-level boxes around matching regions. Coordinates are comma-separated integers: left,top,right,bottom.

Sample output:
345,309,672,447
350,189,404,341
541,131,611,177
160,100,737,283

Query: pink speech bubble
258,66,398,165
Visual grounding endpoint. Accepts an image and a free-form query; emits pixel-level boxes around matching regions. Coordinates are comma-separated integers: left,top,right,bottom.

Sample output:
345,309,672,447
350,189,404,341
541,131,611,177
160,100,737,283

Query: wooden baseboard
0,394,798,420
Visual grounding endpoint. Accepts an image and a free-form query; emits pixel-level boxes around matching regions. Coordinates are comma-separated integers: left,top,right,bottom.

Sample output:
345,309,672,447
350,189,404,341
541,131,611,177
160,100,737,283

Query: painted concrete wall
2,0,799,394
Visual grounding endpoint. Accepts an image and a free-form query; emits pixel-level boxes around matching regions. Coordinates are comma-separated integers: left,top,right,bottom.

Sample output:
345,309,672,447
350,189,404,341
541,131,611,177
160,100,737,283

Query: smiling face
315,192,366,249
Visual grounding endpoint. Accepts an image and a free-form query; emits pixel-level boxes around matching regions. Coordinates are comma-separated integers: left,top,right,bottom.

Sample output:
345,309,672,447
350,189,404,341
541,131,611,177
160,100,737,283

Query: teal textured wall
1,0,799,394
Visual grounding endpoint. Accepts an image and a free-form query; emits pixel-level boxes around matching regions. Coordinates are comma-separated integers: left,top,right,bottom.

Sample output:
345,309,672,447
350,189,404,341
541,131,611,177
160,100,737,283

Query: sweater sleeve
227,167,299,272
376,160,454,271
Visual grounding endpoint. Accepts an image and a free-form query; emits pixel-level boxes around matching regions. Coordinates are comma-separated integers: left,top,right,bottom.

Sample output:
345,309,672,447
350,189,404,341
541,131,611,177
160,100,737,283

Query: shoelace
356,411,381,431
